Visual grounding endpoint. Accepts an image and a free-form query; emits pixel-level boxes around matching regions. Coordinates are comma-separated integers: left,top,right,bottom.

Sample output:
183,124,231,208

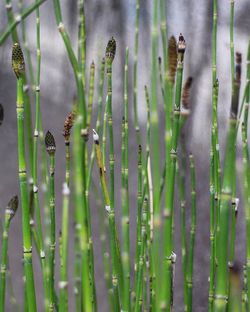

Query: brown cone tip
177,33,186,57
45,131,56,154
0,104,4,126
63,111,75,141
168,36,177,84
182,77,193,109
12,43,25,79
6,195,18,219
105,37,116,63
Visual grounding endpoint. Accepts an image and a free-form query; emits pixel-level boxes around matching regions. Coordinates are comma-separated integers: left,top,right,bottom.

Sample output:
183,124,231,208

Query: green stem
16,75,37,312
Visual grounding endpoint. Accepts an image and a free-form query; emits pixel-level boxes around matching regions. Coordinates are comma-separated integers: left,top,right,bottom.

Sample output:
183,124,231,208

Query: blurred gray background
0,0,250,311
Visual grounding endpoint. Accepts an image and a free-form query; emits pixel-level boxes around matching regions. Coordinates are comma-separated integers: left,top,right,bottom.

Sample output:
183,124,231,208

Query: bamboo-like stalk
106,37,116,216
12,43,37,312
78,0,86,89
177,147,188,311
121,47,130,311
93,129,122,311
58,112,75,312
59,183,70,312
243,39,250,309
32,4,49,310
5,0,34,181
45,131,56,311
87,57,105,189
160,34,186,310
134,144,143,297
186,154,196,312
214,52,241,312
86,61,95,134
0,196,18,311
133,0,141,144
134,197,148,312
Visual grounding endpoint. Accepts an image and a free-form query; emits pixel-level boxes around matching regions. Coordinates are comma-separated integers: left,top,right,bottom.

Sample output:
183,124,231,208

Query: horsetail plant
45,130,56,311
214,51,241,312
93,129,122,311
121,47,130,311
0,196,18,312
12,42,37,312
161,33,186,310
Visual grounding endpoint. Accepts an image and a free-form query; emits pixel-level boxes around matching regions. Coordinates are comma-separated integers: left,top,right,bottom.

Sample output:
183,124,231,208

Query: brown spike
105,37,116,64
62,111,76,142
168,36,177,84
182,77,193,110
6,195,19,220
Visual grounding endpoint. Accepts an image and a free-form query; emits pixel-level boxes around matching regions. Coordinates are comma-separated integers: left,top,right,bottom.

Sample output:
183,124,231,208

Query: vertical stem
133,0,141,143
16,73,37,312
121,47,130,311
186,154,196,312
59,183,70,312
161,35,186,310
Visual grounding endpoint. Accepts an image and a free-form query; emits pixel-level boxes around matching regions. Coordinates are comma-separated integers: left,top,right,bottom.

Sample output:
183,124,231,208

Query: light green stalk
186,154,196,312
177,151,188,311
86,61,95,133
133,0,141,144
5,0,34,180
0,196,18,311
59,183,70,312
134,198,148,312
160,34,186,310
121,47,130,311
78,0,86,88
45,131,56,311
93,129,122,311
214,53,241,312
12,43,37,312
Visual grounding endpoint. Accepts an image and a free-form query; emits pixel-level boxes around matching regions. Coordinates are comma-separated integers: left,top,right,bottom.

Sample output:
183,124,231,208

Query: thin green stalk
186,154,196,312
87,57,105,189
93,129,122,311
134,144,142,298
106,37,116,217
86,61,95,133
121,47,130,311
214,53,241,312
45,131,56,311
134,198,148,312
78,0,86,89
5,0,34,179
59,183,70,312
133,0,141,144
0,196,18,312
12,43,37,312
160,34,186,310
177,150,188,311
73,116,92,311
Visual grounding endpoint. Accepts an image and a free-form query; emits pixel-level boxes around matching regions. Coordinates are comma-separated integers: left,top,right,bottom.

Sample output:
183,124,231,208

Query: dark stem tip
105,37,116,63
45,130,56,154
12,43,25,79
6,195,18,220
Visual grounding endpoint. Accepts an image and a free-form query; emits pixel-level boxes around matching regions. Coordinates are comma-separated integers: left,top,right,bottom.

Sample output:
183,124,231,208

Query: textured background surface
0,0,250,311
